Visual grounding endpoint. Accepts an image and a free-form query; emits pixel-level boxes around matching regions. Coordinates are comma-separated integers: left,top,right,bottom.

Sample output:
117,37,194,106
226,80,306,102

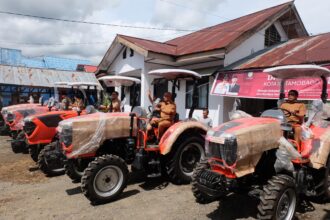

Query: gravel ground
0,135,329,220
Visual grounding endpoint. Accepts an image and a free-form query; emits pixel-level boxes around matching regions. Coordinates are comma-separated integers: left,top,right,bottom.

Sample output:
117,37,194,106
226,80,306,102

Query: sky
0,0,328,65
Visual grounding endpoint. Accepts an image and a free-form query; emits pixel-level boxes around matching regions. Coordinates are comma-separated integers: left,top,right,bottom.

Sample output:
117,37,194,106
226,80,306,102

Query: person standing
109,91,121,112
199,109,213,128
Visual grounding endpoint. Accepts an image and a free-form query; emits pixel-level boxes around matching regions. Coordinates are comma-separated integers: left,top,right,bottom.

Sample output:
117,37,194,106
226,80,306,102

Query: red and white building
95,2,330,125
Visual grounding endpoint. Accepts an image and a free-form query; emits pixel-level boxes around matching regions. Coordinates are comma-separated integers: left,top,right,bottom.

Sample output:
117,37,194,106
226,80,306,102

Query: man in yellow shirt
280,90,306,146
147,92,176,140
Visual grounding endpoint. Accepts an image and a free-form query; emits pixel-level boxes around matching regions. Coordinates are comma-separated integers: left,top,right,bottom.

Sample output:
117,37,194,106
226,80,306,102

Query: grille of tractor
6,113,15,123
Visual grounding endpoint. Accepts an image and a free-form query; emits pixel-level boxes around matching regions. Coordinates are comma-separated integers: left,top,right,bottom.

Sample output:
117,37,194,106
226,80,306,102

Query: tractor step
148,160,160,165
146,144,159,149
147,173,162,178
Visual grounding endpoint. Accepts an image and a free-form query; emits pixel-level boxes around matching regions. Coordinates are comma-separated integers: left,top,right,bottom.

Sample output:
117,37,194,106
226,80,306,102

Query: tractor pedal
147,173,162,178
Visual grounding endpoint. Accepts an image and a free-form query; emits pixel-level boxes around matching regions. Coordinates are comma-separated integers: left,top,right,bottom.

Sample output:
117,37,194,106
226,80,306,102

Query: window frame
185,76,209,109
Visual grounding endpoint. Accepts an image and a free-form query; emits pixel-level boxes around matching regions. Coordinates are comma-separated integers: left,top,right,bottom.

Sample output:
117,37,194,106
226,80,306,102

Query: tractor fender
159,121,208,155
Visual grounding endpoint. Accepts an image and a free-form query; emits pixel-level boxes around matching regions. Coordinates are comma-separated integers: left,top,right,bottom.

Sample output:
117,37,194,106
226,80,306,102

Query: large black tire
257,174,297,220
64,159,91,182
11,131,27,153
165,136,205,184
38,142,65,176
192,160,219,204
81,155,129,204
29,145,41,162
314,156,330,202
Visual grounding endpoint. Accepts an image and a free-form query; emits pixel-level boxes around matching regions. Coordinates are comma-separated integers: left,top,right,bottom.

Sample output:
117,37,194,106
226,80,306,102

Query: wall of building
225,29,266,66
110,48,145,75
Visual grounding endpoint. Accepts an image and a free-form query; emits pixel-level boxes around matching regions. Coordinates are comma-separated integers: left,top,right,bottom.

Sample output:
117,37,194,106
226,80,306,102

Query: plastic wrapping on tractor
274,137,302,172
2,104,38,124
305,103,330,169
59,112,138,157
206,117,282,177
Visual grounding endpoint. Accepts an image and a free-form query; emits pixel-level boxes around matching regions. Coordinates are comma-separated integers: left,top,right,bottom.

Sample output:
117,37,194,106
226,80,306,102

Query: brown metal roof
235,32,330,69
118,2,295,57
166,2,293,55
118,35,177,55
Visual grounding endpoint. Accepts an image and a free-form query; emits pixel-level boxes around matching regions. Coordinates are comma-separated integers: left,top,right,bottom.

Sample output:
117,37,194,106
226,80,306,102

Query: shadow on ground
206,194,258,220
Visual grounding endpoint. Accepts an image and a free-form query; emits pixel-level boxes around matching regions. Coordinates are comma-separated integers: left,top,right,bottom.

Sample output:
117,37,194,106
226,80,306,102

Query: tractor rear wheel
81,154,128,204
38,142,65,176
257,174,297,220
165,136,205,184
64,158,91,182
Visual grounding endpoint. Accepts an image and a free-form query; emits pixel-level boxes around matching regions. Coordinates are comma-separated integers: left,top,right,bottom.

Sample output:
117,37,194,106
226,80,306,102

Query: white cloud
0,0,328,66
152,0,227,28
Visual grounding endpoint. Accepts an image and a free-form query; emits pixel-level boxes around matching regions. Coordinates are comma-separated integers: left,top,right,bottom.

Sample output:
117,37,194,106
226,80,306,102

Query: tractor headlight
59,124,73,147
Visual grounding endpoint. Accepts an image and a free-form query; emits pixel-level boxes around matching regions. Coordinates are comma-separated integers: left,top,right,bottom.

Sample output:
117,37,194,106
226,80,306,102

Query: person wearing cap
280,90,306,146
147,92,176,140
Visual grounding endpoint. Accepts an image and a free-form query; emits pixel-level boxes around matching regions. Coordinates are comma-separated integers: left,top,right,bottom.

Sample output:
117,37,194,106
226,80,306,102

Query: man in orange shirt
280,90,306,146
147,92,176,140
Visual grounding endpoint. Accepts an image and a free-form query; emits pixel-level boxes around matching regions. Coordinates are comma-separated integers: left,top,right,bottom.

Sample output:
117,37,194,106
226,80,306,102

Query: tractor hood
59,112,137,158
206,117,282,177
7,105,49,130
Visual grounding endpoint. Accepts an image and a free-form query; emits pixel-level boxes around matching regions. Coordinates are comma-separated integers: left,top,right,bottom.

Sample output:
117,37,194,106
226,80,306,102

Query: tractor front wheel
38,142,65,176
81,154,129,204
165,136,205,184
192,160,220,204
29,145,41,162
257,174,297,220
11,131,27,153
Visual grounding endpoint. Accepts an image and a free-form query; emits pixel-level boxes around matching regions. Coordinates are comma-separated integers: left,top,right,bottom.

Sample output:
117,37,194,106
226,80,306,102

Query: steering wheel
279,108,292,118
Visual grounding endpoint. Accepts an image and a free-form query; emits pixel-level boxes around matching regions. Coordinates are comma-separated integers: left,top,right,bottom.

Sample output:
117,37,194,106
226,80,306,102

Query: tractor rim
179,142,204,176
276,188,296,220
93,165,124,198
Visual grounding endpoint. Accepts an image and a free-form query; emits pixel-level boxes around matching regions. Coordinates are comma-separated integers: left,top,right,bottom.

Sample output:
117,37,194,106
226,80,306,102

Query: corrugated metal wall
0,48,91,71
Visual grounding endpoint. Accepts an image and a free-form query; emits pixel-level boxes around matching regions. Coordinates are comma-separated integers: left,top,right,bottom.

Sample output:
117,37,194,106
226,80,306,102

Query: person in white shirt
199,109,213,128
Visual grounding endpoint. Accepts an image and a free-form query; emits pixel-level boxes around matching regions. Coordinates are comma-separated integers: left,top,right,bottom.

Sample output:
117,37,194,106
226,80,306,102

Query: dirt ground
0,136,329,220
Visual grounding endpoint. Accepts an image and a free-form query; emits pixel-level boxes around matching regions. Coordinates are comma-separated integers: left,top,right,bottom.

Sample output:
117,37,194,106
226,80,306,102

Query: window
185,77,209,109
153,78,168,100
122,48,127,59
129,84,141,106
264,25,281,47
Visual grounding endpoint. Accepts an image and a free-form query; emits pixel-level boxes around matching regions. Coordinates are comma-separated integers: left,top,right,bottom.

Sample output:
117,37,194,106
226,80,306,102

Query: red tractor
23,82,102,175
5,102,50,153
192,65,330,220
58,76,142,181
58,69,208,204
